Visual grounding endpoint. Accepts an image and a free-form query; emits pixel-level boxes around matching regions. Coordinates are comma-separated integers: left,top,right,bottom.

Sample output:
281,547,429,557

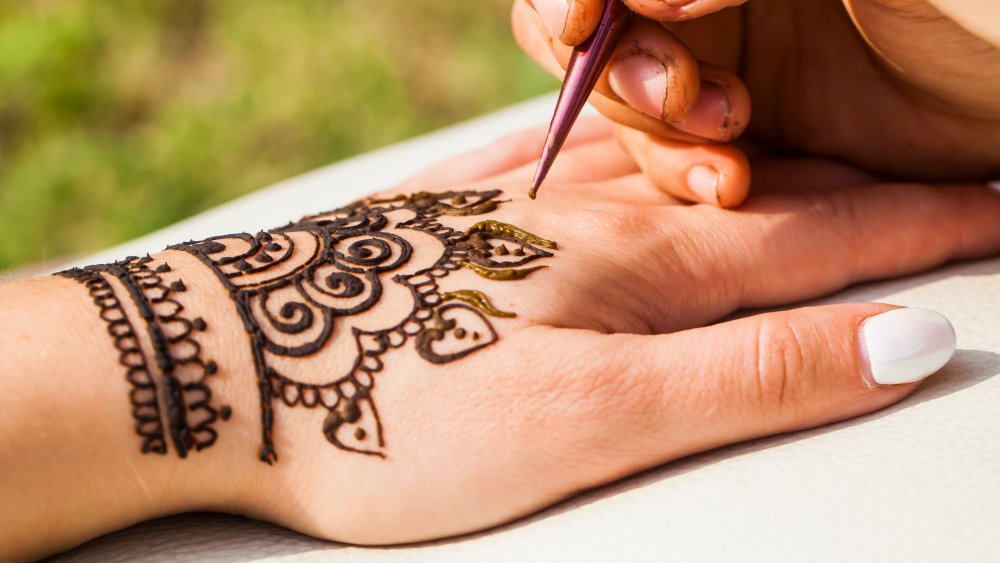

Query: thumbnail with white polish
860,308,957,385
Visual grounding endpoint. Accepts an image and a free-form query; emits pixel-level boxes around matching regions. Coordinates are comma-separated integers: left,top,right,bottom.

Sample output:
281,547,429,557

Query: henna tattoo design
62,189,557,464
59,257,225,458
170,189,556,463
58,268,168,455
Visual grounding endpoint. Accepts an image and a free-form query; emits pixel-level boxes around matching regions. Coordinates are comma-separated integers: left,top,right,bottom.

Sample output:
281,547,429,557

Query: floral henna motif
59,257,225,458
168,189,557,463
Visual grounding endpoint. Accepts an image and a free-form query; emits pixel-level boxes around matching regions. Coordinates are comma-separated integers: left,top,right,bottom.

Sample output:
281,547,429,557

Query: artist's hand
513,0,1000,206
6,132,999,560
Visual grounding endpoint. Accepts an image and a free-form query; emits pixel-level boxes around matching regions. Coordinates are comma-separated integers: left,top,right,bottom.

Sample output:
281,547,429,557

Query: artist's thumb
622,0,749,21
529,0,604,46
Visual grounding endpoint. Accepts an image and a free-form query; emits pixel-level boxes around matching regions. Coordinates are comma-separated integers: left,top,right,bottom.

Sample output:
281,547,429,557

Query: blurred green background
0,0,555,272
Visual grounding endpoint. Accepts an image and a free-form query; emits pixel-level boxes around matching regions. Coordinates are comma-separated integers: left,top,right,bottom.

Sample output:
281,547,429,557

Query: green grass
0,0,556,271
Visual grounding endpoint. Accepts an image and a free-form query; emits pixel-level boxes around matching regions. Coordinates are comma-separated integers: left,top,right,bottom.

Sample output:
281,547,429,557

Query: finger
397,134,670,205
661,183,1000,329
537,303,955,490
749,157,882,194
600,19,703,123
606,32,751,140
504,139,639,184
486,137,639,186
624,0,749,21
530,0,605,47
399,117,614,191
513,3,750,140
514,0,677,139
539,173,681,205
514,3,697,126
617,125,750,206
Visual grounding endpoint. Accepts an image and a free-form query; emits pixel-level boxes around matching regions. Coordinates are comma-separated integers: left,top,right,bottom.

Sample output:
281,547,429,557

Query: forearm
0,277,158,559
0,189,561,557
0,256,248,560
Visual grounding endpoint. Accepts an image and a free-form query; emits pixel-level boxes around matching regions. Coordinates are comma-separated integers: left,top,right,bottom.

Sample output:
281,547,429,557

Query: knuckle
535,336,653,441
800,189,858,224
657,209,741,311
751,314,811,422
788,190,864,280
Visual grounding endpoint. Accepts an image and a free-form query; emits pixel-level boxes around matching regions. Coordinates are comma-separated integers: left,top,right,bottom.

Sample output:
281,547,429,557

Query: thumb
530,0,605,47
562,304,958,467
651,304,957,452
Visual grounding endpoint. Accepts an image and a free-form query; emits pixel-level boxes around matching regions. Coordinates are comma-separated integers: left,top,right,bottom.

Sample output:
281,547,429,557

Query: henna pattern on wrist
59,257,225,458
58,268,169,455
61,189,557,464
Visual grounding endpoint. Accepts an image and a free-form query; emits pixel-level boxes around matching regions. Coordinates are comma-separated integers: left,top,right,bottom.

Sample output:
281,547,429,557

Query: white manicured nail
859,308,956,385
987,180,1000,195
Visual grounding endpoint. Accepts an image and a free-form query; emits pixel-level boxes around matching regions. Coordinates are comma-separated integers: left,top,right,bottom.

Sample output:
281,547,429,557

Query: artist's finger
534,302,953,494
623,0,749,21
530,0,605,47
514,2,750,140
616,125,750,206
514,0,669,139
399,118,614,190
605,29,750,139
658,183,1000,330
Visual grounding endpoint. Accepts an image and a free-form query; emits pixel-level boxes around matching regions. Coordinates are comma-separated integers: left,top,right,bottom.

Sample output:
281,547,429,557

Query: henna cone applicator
529,0,634,199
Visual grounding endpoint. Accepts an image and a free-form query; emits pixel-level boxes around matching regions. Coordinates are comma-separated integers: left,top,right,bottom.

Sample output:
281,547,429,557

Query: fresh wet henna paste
61,189,557,464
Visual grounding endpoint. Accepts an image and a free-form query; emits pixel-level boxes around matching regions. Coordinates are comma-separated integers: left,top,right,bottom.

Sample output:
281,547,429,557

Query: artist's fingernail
859,308,956,386
687,164,720,204
675,82,731,139
534,0,568,37
987,180,1000,195
608,55,667,119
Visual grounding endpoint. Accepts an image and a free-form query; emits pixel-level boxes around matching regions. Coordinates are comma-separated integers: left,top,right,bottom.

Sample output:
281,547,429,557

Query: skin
2,129,1000,560
514,0,1000,205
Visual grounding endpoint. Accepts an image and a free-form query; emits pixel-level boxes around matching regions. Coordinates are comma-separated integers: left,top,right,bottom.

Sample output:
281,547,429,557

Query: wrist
0,263,245,559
